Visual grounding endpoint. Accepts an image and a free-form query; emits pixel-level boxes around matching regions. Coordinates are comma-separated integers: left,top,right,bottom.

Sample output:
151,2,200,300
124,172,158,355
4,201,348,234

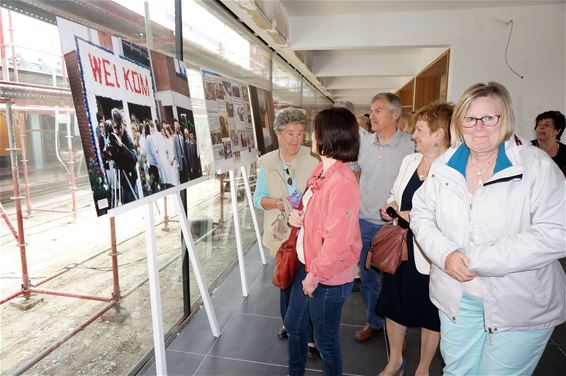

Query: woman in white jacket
411,82,566,376
376,102,453,376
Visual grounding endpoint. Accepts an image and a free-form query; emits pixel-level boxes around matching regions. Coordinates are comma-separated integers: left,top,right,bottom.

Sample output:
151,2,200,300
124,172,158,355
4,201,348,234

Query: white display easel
227,166,266,297
109,180,222,376
108,164,264,375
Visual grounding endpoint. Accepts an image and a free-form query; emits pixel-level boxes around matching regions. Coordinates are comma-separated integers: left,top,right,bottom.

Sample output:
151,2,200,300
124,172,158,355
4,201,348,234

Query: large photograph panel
201,69,258,173
249,85,276,155
57,17,201,216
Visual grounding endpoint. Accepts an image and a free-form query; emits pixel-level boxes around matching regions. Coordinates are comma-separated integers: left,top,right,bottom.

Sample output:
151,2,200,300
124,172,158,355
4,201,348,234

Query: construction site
0,3,270,373
1,137,262,375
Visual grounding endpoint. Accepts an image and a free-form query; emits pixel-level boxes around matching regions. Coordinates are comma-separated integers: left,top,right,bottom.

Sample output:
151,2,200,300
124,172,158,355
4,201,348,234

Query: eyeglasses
462,115,501,128
285,168,293,186
285,131,305,138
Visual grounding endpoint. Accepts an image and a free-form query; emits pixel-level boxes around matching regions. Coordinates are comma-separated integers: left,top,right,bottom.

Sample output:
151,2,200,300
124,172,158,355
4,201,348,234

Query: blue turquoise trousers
439,294,553,375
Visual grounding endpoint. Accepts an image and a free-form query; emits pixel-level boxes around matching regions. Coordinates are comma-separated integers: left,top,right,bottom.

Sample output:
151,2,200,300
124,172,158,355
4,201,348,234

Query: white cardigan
386,153,431,275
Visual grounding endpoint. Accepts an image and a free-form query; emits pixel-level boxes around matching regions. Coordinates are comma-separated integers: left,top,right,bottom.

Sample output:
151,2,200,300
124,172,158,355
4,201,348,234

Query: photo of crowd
59,17,202,216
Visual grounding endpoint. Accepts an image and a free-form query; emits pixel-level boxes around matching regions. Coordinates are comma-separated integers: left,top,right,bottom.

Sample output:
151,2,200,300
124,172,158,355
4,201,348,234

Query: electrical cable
505,20,524,79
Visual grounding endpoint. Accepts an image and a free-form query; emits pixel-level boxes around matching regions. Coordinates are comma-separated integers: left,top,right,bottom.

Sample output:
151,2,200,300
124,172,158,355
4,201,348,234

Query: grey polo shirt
353,129,414,224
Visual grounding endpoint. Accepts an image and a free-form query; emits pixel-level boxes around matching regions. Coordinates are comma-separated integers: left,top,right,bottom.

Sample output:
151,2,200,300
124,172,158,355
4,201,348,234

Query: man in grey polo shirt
352,93,414,342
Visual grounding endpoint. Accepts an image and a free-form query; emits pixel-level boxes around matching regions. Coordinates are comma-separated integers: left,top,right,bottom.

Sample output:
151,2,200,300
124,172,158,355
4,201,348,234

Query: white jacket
411,135,566,332
386,153,431,275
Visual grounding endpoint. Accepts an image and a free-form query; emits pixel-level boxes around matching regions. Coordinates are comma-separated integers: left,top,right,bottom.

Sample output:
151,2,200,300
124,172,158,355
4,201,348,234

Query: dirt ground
0,177,262,375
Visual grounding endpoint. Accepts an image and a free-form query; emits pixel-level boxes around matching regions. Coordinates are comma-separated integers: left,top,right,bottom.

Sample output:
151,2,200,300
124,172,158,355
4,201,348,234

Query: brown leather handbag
272,192,307,289
364,207,409,275
272,225,300,289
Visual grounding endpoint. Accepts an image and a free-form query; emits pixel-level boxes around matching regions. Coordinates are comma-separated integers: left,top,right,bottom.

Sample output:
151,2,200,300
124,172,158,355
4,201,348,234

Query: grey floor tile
137,248,566,376
195,356,287,375
142,350,204,376
195,356,324,375
169,306,235,355
339,324,387,376
209,272,248,311
340,292,367,326
208,312,289,366
534,344,566,375
552,322,566,345
237,277,281,318
257,259,277,285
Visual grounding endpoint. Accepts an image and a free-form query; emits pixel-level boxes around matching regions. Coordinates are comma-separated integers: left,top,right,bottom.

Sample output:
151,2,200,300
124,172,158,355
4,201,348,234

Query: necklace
416,159,432,181
541,141,559,157
469,154,496,186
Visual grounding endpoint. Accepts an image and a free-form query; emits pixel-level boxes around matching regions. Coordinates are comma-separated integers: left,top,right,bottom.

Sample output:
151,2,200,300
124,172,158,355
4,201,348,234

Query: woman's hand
260,197,285,211
444,251,476,282
111,133,123,148
380,201,399,221
302,279,315,297
288,209,304,228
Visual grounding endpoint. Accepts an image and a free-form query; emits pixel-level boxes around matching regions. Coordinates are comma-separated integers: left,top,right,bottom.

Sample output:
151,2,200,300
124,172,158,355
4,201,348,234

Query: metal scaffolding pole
5,100,31,299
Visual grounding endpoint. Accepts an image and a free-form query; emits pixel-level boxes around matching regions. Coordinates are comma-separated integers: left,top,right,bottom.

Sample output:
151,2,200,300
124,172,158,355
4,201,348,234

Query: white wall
290,3,566,140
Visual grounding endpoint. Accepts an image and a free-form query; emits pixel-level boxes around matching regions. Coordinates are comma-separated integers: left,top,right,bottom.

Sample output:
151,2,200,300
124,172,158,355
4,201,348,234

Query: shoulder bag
272,186,308,289
364,207,409,275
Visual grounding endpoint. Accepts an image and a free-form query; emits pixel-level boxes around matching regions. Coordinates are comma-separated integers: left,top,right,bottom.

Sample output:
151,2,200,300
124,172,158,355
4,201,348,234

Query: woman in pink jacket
286,107,362,376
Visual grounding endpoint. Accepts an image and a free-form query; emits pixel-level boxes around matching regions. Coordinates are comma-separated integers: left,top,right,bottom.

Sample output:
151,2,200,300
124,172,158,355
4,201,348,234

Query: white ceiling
278,0,563,17
223,0,565,110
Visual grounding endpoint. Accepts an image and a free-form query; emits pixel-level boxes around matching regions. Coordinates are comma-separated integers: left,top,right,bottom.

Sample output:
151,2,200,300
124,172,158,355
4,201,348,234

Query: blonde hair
399,112,415,134
451,82,515,147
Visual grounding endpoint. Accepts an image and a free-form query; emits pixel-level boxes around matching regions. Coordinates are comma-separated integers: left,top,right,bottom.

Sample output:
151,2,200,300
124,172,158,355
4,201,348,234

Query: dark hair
144,123,150,137
96,111,104,122
535,111,565,141
313,107,359,162
111,108,122,125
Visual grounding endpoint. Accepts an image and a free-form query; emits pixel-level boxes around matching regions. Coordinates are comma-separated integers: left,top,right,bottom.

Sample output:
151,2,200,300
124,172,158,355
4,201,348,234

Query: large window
0,1,329,374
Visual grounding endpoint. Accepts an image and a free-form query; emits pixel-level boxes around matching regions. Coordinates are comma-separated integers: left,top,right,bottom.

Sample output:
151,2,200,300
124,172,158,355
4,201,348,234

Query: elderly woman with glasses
253,107,319,343
411,82,566,376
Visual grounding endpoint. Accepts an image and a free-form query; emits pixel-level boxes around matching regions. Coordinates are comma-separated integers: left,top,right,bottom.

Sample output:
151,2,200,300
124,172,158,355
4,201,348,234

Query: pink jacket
302,161,362,289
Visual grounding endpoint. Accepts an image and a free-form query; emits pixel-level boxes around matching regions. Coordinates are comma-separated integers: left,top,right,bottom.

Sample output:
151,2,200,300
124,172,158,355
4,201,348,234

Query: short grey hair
333,101,356,114
273,107,306,133
371,93,402,114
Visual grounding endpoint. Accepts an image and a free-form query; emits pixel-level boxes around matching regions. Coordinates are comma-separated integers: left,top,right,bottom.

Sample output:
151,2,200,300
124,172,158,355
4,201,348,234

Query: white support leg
144,204,167,375
229,169,248,297
240,165,266,265
172,193,220,337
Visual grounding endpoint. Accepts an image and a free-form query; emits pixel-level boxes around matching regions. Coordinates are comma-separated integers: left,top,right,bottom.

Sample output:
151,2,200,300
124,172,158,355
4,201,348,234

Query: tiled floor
140,246,566,375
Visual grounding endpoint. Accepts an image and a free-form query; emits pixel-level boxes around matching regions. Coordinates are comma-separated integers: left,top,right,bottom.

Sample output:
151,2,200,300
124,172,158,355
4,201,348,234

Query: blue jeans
440,294,553,375
357,218,384,329
285,264,352,376
281,286,314,343
280,286,292,322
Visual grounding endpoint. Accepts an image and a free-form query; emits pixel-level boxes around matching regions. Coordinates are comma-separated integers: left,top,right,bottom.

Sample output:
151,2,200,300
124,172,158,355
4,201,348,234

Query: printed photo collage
202,70,256,172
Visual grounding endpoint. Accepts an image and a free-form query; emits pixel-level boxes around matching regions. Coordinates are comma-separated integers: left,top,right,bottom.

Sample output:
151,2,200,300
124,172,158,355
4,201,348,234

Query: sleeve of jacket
305,177,361,285
252,167,269,210
466,155,566,276
410,163,463,271
114,133,138,170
